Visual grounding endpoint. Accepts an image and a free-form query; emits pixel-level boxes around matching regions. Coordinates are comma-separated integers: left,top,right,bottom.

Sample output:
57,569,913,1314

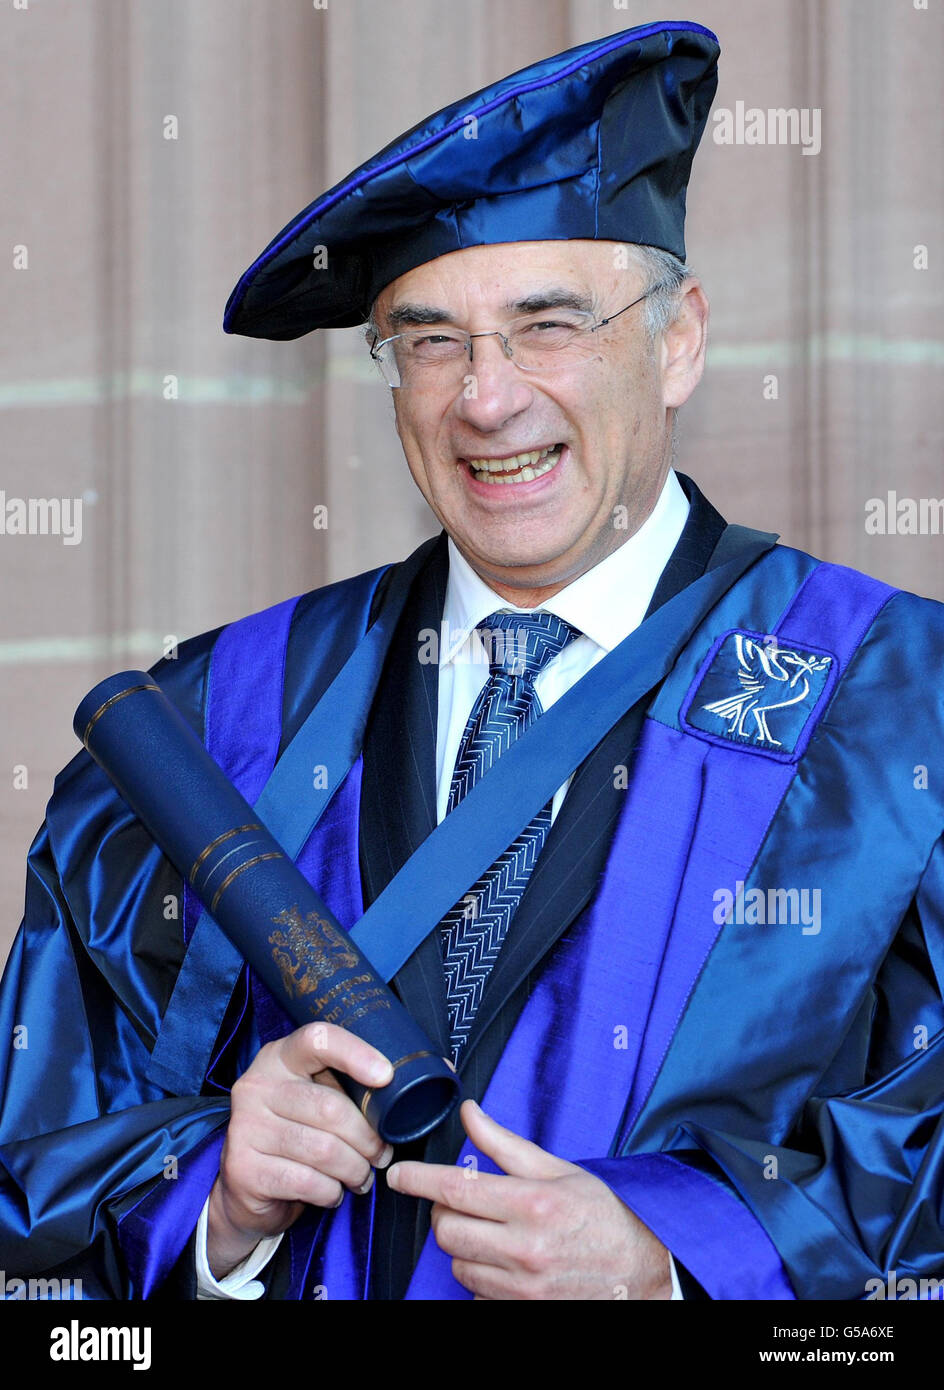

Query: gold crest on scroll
268,905,360,997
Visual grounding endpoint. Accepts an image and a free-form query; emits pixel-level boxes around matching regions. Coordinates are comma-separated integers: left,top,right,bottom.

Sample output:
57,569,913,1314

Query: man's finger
460,1099,576,1180
387,1159,522,1220
237,1152,347,1212
429,1206,518,1270
266,1076,392,1170
279,1021,394,1089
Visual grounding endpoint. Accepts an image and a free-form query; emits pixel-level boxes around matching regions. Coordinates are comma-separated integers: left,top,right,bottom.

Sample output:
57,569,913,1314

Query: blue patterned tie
440,610,581,1062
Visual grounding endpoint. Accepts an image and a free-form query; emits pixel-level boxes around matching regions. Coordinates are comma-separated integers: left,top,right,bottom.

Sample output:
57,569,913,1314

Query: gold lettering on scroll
344,999,391,1026
311,974,371,1012
320,989,389,1027
268,905,360,999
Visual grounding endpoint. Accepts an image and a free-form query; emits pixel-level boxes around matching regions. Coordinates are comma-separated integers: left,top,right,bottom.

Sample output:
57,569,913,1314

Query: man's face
372,240,706,598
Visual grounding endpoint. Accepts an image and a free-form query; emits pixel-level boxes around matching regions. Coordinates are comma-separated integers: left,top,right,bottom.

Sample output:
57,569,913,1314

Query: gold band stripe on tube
82,684,162,747
209,851,284,914
359,1051,436,1118
189,824,263,886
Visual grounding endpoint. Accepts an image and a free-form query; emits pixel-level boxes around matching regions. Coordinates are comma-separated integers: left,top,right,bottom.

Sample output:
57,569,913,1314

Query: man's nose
451,331,534,427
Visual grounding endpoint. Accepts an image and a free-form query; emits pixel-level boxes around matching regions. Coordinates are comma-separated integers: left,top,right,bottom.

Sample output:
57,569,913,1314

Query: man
1,22,943,1302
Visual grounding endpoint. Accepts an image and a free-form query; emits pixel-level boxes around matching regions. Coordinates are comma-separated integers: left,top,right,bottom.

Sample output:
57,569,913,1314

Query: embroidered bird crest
699,635,833,748
268,905,360,997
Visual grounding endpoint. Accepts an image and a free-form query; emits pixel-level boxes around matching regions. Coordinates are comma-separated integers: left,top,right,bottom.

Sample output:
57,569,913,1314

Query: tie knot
476,610,580,678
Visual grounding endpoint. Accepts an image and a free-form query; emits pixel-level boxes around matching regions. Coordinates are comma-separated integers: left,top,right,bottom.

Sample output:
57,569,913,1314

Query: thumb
460,1099,576,1180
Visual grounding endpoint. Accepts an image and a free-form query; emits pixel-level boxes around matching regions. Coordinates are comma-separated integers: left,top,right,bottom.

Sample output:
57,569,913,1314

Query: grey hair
623,244,693,457
364,242,694,344
620,243,693,341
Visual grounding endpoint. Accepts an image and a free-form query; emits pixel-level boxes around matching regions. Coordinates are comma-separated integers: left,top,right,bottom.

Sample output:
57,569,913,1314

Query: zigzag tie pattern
441,609,580,1063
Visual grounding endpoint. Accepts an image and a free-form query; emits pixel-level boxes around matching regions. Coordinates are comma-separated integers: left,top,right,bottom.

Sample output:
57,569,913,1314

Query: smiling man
2,22,944,1303
371,239,706,603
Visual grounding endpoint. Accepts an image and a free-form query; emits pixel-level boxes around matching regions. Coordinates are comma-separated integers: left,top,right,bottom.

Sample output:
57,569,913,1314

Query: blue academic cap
223,21,719,340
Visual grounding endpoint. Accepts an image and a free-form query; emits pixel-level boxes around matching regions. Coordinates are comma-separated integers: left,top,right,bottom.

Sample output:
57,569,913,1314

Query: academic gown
1,473,943,1301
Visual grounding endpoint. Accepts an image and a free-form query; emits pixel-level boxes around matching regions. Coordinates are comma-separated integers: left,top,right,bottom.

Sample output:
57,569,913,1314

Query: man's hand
207,1022,394,1279
387,1099,672,1300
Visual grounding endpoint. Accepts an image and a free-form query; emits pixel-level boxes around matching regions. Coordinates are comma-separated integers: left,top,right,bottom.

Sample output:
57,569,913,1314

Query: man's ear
660,279,709,410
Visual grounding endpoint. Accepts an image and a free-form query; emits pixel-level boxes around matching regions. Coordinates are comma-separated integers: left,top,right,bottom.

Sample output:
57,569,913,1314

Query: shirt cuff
194,1196,284,1300
669,1252,683,1300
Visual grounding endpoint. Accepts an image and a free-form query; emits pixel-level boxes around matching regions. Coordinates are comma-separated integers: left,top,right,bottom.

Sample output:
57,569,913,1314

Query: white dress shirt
196,468,690,1300
437,468,690,824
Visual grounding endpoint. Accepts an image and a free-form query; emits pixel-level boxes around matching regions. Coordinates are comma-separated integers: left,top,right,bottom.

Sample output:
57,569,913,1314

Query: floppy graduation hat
223,20,720,341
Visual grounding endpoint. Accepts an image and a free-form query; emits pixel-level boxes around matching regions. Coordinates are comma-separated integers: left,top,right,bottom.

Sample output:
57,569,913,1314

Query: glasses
368,283,666,390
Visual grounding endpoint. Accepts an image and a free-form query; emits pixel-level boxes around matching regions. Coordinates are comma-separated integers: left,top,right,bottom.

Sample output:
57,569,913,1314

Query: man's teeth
468,443,563,484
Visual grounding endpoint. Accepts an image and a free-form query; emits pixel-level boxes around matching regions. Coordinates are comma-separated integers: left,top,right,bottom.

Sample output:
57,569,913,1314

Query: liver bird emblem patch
681,631,835,759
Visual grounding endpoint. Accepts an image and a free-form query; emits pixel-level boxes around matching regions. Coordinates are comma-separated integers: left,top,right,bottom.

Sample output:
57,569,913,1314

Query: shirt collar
441,469,690,664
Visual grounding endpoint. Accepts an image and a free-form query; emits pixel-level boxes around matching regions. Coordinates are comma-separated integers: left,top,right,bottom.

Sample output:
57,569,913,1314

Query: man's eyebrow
384,287,594,330
505,289,595,315
385,303,454,329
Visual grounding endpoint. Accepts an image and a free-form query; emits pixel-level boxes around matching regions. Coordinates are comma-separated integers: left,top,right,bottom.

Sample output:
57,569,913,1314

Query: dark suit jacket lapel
359,532,451,1060
456,473,728,1073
